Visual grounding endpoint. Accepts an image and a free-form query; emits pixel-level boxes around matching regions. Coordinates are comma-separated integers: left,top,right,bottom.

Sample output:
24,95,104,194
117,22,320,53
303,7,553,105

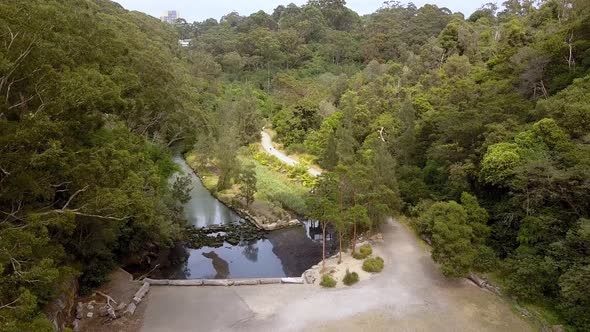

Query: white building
160,10,179,24
179,39,192,48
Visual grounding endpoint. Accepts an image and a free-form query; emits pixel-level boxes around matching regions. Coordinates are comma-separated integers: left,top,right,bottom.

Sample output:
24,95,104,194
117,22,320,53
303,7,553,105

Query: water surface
160,156,331,279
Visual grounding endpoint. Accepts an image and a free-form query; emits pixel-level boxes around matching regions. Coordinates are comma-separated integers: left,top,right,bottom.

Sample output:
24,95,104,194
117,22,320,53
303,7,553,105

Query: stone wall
143,277,305,286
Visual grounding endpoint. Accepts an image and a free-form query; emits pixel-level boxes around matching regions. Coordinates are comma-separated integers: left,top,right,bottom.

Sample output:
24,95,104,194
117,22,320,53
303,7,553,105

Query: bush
352,244,372,260
359,244,372,257
352,251,365,260
343,269,359,286
320,274,337,288
362,257,384,273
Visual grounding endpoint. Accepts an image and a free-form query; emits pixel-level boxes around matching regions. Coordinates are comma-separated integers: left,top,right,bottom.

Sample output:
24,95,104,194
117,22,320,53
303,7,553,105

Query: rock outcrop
43,276,79,331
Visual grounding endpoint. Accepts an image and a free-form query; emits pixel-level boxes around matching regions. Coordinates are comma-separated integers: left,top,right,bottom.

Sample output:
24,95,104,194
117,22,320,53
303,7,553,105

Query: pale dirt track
260,131,322,177
141,218,533,332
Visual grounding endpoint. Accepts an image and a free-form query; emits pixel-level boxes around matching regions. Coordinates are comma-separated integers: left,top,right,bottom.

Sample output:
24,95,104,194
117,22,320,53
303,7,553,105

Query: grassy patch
185,151,218,191
185,148,310,217
252,150,317,188
242,154,309,215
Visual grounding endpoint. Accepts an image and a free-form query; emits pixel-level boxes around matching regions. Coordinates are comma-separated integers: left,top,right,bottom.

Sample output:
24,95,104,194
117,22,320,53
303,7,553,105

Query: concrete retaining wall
143,277,305,287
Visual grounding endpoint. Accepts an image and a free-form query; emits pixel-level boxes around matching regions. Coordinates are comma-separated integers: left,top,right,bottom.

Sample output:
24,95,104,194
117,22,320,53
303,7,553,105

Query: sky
113,0,491,23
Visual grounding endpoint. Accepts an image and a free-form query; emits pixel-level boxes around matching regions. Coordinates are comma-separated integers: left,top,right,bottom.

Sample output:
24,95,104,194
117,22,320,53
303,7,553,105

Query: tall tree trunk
338,231,342,264
352,222,357,254
322,221,327,270
352,192,357,253
267,62,271,92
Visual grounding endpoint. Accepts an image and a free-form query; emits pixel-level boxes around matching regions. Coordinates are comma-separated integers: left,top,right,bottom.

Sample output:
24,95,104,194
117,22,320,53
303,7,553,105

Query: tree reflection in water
241,241,259,262
202,251,230,279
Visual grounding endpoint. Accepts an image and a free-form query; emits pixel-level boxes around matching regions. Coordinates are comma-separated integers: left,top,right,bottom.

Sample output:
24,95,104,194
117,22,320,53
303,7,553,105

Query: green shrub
359,244,372,257
320,274,337,288
362,257,384,273
352,244,373,260
343,269,359,286
352,251,365,260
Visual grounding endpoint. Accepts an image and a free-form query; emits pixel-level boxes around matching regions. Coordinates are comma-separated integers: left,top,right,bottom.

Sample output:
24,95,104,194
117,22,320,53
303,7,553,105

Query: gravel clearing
141,218,534,332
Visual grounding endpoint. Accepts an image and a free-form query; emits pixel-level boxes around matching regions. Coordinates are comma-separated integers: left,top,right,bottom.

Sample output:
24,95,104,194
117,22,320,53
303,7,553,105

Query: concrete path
141,219,533,332
260,131,322,177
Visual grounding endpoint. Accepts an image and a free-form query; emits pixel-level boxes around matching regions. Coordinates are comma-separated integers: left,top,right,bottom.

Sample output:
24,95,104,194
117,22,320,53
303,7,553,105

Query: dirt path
141,219,533,332
260,131,322,177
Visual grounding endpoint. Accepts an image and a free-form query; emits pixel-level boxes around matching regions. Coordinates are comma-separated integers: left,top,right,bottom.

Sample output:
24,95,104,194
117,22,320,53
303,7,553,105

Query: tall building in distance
160,10,179,24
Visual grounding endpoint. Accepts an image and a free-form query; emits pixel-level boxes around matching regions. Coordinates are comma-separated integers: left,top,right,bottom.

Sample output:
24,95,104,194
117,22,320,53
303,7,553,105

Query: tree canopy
2,0,590,329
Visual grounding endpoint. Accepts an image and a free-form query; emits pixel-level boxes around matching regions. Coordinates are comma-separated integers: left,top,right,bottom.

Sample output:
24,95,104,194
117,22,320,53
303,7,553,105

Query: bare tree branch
378,127,386,142
96,291,118,307
37,209,129,221
0,297,20,310
62,185,89,210
8,94,35,110
566,31,575,71
51,181,73,188
137,264,160,281
1,200,23,223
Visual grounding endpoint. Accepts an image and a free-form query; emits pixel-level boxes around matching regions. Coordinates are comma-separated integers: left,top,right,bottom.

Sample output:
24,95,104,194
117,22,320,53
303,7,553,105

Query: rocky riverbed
183,222,267,249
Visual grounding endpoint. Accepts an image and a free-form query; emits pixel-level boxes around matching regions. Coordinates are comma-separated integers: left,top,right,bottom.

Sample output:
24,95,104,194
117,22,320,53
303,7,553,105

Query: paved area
141,219,534,332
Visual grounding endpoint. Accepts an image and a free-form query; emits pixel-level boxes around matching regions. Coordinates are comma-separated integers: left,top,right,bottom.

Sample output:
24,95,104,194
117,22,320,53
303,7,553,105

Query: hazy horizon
113,0,491,23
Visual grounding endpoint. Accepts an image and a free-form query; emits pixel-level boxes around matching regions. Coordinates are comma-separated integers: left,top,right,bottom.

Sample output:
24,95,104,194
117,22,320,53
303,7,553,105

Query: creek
158,156,332,279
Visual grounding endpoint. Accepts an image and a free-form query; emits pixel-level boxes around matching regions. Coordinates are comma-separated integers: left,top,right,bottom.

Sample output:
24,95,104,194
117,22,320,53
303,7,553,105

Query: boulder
116,302,127,311
75,302,83,320
72,319,80,332
43,276,79,332
107,307,117,319
420,235,432,245
233,279,259,286
303,270,317,284
86,312,94,319
281,277,304,284
203,279,233,286
371,233,384,242
169,279,203,286
258,278,281,284
98,306,109,317
264,223,278,231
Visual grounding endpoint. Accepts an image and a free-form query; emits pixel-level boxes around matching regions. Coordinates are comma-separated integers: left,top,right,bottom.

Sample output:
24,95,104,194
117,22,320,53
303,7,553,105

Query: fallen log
124,303,136,316
468,273,487,288
133,282,150,304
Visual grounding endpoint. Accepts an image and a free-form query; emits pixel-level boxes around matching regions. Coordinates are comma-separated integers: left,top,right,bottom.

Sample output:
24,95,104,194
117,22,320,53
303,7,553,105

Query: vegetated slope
1,0,590,330
0,1,212,330
175,1,590,329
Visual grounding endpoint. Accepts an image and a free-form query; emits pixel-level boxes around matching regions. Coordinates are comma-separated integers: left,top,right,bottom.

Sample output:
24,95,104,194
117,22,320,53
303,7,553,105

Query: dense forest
1,0,589,330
